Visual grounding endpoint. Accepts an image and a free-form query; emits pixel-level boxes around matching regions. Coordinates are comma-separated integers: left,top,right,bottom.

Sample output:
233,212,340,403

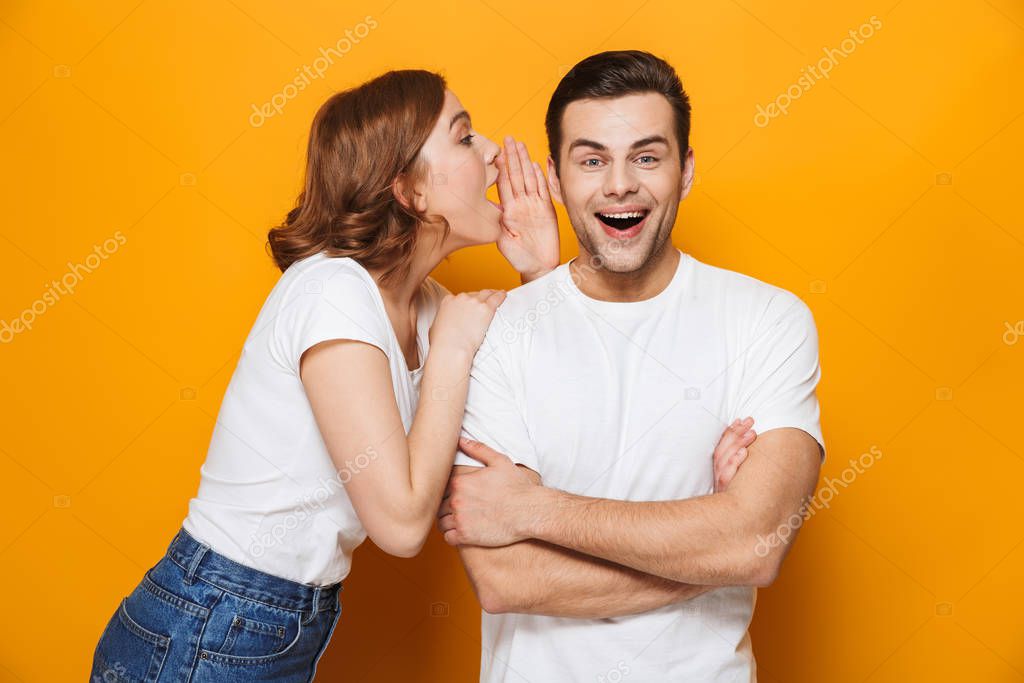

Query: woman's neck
367,229,450,313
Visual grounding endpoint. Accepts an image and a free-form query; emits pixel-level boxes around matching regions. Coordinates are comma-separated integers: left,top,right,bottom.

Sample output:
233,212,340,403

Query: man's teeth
599,211,645,219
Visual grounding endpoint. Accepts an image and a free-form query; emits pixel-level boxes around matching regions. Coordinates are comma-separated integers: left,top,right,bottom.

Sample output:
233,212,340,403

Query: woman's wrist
424,343,476,375
518,261,557,284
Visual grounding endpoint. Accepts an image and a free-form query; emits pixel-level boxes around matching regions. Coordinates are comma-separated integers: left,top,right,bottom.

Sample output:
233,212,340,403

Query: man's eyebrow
567,138,606,154
567,135,671,154
449,111,471,130
629,135,670,150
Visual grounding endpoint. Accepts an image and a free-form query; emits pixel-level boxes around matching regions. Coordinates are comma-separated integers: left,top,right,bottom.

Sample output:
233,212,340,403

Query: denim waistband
164,527,342,614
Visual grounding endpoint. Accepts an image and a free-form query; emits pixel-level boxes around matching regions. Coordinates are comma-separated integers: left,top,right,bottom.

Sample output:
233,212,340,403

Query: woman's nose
482,135,500,164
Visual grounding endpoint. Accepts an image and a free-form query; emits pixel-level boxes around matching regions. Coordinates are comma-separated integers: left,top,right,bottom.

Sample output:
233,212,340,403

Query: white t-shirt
183,252,447,586
453,249,825,682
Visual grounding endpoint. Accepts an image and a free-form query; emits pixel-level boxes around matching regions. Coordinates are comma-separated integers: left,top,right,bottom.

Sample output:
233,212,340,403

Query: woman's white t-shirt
183,252,448,586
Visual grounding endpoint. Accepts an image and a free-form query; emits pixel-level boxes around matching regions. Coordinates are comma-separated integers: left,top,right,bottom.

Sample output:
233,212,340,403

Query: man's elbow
476,584,513,614
741,525,792,587
459,551,519,614
469,568,520,614
748,554,783,587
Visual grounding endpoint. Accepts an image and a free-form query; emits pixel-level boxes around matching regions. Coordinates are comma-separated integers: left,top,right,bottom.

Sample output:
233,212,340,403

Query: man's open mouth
595,210,650,231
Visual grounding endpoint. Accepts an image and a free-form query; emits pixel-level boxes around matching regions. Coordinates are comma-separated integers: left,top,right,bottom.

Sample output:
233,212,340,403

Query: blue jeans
90,528,343,682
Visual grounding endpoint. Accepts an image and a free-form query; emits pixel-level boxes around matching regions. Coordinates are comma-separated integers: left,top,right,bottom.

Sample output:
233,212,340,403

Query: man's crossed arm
439,425,821,616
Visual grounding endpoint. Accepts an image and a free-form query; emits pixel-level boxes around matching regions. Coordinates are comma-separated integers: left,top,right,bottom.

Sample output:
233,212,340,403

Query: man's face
548,93,694,273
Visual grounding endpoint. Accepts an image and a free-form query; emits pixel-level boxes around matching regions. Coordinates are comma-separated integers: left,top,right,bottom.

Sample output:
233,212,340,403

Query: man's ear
546,156,564,205
680,146,695,199
393,171,429,213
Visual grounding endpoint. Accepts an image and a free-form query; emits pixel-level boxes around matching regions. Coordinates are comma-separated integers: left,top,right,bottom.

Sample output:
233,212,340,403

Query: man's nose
603,162,638,197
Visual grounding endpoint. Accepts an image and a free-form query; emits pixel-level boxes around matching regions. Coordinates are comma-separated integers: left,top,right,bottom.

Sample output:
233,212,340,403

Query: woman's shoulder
269,253,391,370
276,253,378,302
285,252,371,282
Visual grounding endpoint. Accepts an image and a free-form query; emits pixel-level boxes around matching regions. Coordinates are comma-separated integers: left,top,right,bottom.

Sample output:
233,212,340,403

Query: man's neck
571,243,680,303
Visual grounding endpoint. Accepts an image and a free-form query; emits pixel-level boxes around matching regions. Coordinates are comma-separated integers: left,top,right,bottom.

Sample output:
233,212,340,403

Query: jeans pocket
201,599,305,666
91,598,170,683
217,612,288,656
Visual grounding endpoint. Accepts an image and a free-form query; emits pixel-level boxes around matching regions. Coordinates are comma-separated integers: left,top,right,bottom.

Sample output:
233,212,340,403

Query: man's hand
714,417,757,492
437,437,542,547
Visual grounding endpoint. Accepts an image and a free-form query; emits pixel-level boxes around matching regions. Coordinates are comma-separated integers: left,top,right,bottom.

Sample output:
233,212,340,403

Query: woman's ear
393,171,429,213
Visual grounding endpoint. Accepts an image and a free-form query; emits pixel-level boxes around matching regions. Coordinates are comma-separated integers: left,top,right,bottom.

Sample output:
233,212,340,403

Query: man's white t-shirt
453,249,825,682
183,252,447,586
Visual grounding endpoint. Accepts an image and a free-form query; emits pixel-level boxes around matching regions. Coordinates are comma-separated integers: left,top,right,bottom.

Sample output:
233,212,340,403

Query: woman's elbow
368,523,430,559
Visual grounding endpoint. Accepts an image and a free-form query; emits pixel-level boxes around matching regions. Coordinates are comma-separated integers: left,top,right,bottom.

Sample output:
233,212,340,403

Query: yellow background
2,0,1022,680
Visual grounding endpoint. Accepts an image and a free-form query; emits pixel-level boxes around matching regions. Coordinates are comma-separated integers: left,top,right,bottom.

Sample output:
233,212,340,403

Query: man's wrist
515,485,561,540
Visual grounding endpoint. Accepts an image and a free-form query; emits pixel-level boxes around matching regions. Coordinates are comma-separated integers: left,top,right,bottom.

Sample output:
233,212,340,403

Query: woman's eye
460,134,475,146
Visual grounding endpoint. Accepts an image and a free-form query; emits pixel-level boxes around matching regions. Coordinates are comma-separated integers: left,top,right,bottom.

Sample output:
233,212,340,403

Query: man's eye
460,134,475,146
637,155,657,164
582,158,602,168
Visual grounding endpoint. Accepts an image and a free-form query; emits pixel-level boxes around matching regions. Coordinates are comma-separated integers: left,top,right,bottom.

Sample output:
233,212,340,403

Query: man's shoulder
686,253,809,319
476,264,574,352
496,263,574,318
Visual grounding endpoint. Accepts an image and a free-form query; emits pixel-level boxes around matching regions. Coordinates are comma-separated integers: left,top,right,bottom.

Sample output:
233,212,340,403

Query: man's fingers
459,437,512,467
714,425,740,465
716,448,745,490
438,497,451,518
443,529,460,546
437,513,456,534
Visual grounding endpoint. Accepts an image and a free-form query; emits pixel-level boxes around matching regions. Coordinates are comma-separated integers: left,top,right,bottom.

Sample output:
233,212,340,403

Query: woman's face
411,90,502,249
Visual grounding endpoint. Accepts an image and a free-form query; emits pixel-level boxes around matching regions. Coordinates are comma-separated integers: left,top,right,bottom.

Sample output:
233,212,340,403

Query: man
439,50,825,682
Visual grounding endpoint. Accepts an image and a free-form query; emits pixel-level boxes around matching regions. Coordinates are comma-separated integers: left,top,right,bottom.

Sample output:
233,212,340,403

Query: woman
90,69,755,682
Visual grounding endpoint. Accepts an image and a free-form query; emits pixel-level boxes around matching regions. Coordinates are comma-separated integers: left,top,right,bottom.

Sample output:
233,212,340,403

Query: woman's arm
300,290,504,558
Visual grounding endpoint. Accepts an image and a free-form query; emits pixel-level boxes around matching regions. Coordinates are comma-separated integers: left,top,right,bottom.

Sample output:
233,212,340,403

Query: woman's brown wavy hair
267,70,447,282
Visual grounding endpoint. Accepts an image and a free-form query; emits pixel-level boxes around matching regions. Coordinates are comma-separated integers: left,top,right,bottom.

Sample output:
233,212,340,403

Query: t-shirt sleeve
452,310,539,472
275,268,389,376
736,292,826,461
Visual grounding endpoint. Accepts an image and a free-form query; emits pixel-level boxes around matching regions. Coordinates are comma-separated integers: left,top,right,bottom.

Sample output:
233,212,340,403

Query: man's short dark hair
545,50,691,175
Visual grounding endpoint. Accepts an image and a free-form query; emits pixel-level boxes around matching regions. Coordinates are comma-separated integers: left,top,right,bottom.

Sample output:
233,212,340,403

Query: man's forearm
459,539,712,618
520,489,764,586
515,431,821,586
